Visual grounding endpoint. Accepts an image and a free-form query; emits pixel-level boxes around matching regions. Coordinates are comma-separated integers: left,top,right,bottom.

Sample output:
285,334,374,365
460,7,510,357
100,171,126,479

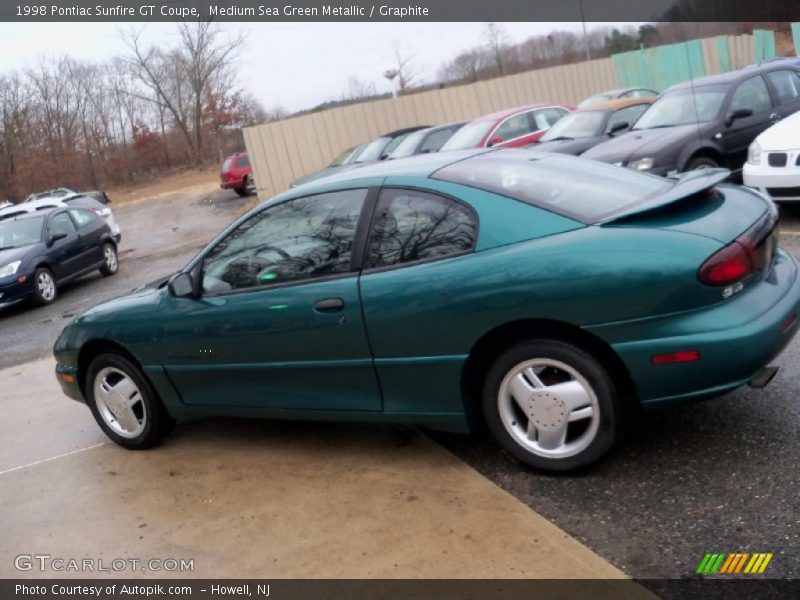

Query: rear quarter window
432,153,669,223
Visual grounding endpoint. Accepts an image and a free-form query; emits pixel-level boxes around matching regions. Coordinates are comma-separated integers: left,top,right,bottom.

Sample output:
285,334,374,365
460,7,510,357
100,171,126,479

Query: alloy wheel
93,367,147,438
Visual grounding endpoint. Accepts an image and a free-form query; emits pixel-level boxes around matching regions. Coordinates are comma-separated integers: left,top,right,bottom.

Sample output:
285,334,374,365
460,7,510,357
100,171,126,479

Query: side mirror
725,108,753,127
608,121,629,136
48,232,67,246
168,272,196,298
379,153,390,161
486,135,504,147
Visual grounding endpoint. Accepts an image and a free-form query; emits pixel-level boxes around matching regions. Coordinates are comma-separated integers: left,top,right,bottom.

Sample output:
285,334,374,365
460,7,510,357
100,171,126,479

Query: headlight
0,260,21,278
747,141,761,165
629,157,654,171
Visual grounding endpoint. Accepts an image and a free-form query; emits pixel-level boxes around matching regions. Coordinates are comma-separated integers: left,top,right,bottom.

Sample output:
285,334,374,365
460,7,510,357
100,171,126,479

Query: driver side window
202,189,367,293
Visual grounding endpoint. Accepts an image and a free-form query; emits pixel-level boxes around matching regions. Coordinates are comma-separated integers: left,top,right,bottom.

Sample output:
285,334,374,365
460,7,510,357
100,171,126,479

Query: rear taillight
698,203,778,287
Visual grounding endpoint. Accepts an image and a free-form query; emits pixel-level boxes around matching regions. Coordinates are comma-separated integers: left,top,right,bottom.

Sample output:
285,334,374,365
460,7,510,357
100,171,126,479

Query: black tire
244,173,256,196
685,156,719,171
85,353,175,449
99,242,119,277
234,185,248,197
31,267,57,306
482,340,619,473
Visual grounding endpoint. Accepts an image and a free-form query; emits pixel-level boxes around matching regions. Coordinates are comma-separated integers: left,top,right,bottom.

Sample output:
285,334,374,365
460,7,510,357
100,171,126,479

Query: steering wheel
250,244,291,260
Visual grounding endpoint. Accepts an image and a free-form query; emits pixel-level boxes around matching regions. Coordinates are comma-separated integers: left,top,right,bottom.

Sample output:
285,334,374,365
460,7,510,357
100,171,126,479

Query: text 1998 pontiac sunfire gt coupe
54,150,800,471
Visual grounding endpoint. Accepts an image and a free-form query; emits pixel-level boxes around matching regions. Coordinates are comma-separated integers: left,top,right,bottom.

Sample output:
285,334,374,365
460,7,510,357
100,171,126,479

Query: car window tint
419,128,455,153
606,104,649,132
69,209,99,228
366,189,477,269
235,155,250,168
49,212,77,237
730,76,772,113
535,108,567,129
494,113,533,141
766,70,800,105
202,189,367,293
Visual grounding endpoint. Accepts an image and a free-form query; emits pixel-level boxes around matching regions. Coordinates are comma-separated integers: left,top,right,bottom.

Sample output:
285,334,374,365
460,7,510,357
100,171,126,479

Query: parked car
583,63,800,175
0,196,121,242
744,109,800,201
439,104,572,151
0,208,118,308
529,98,655,156
220,152,255,197
289,143,368,188
54,150,797,472
25,187,111,205
289,127,429,188
387,121,467,159
0,200,12,209
577,87,659,108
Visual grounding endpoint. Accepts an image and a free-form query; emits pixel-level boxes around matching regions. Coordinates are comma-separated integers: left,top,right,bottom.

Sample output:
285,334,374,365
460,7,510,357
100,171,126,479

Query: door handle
313,297,345,312
770,113,782,121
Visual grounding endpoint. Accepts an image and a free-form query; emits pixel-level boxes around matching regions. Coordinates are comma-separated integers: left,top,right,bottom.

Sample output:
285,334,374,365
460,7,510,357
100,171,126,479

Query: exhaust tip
749,366,779,389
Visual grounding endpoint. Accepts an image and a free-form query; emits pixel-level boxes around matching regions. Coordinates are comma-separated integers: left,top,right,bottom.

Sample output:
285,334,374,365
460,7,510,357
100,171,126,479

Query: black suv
582,62,800,176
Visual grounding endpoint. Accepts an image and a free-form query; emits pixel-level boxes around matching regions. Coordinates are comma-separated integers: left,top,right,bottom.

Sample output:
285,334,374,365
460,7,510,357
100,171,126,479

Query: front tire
85,353,175,449
482,340,619,472
31,267,57,306
99,243,118,276
685,156,719,171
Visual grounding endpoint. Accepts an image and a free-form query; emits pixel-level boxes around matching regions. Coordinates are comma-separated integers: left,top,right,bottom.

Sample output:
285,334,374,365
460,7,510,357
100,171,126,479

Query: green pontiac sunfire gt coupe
53,149,800,471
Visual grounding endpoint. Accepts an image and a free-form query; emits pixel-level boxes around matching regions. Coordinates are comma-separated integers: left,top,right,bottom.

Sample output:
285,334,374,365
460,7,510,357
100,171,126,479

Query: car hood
533,137,604,156
0,245,36,266
77,284,166,325
582,124,698,163
756,110,800,150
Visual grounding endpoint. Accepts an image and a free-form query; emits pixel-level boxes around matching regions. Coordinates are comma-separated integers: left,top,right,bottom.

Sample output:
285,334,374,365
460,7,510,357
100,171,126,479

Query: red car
220,152,255,196
439,103,573,151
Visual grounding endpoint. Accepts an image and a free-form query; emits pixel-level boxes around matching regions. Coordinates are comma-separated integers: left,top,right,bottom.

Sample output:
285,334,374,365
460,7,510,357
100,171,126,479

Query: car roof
669,62,800,91
471,103,564,123
576,97,656,112
1,209,52,222
380,125,430,138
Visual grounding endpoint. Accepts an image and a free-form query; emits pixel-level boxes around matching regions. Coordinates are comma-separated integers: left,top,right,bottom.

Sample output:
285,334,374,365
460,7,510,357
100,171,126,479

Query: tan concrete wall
243,56,619,196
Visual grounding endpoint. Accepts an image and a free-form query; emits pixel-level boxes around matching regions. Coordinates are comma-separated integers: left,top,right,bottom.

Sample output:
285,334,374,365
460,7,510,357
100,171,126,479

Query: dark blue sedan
0,208,119,308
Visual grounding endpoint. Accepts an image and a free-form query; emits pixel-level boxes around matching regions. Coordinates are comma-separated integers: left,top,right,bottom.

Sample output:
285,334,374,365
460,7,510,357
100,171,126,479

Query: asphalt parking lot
2,185,799,579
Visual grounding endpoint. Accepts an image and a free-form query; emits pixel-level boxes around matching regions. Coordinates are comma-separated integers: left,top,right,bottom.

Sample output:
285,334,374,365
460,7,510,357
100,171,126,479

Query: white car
744,110,800,201
0,195,121,241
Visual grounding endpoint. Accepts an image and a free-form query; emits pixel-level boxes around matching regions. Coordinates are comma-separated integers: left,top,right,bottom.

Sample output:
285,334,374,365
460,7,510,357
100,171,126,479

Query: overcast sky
0,22,617,113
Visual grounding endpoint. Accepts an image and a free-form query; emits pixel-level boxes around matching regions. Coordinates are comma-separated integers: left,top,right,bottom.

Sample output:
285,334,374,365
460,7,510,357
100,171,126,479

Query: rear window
235,155,250,168
432,153,670,222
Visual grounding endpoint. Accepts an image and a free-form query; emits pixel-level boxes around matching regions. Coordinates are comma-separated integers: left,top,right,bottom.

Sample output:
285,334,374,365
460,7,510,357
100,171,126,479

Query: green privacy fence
793,23,800,54
613,30,783,94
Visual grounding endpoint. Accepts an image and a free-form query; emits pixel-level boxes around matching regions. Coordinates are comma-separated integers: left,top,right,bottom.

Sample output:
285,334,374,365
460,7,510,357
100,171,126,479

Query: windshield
0,216,44,249
328,146,358,167
388,129,428,158
540,111,606,141
634,85,729,129
355,137,390,162
577,93,612,108
433,153,670,222
440,120,494,151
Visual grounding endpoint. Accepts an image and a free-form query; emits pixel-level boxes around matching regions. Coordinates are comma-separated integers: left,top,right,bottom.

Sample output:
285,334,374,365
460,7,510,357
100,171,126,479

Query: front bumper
55,363,84,403
744,159,800,201
588,250,800,406
0,273,34,307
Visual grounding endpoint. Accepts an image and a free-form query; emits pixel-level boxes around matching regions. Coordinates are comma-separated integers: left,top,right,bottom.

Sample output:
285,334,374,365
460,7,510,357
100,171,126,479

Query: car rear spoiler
599,168,733,225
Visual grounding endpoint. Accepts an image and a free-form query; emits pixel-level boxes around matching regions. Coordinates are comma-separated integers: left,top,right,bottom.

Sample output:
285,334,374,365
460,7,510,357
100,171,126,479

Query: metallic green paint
53,152,800,435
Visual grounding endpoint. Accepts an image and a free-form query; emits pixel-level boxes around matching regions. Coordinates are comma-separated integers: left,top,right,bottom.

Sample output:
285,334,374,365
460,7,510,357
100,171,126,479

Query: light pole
578,0,591,61
383,67,399,98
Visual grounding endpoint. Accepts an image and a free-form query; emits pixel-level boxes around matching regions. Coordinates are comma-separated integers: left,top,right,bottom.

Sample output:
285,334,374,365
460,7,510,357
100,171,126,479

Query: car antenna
684,30,705,169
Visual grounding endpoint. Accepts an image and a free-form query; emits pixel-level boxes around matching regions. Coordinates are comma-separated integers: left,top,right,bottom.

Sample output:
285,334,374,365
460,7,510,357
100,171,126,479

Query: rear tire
31,267,57,306
85,353,175,449
99,243,118,276
234,184,248,197
482,340,619,472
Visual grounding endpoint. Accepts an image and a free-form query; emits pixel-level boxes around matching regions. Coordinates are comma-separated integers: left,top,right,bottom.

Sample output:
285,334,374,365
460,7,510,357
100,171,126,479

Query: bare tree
342,76,377,101
438,49,487,83
484,23,510,76
393,45,420,94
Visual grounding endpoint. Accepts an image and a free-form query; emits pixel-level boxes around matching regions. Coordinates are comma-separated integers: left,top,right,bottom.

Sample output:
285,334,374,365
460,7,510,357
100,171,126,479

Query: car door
490,111,537,148
719,75,776,169
45,211,84,280
160,187,382,411
764,69,800,118
68,208,105,265
606,104,651,136
358,187,479,415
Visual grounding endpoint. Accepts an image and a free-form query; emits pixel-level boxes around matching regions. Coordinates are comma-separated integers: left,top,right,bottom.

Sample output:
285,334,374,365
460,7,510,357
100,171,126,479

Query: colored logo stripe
697,552,773,574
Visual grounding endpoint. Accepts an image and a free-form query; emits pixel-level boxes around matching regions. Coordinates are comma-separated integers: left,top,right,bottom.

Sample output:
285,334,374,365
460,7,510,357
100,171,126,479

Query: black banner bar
3,0,800,23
